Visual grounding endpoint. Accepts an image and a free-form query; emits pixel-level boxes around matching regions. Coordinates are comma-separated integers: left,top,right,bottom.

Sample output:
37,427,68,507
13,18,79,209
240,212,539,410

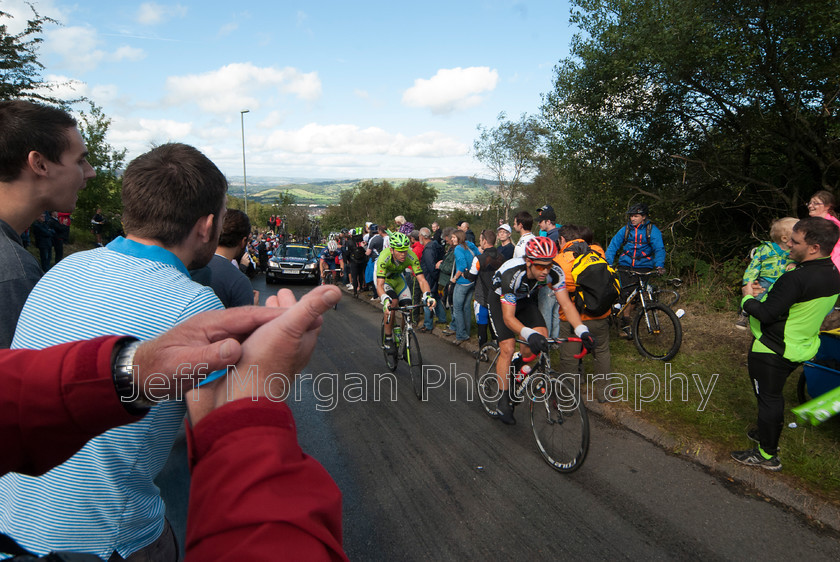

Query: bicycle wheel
405,330,425,400
632,302,682,361
380,320,398,370
530,373,589,473
475,344,502,416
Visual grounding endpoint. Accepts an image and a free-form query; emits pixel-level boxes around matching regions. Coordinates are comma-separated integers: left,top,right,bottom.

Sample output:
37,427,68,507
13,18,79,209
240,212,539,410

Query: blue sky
4,0,577,179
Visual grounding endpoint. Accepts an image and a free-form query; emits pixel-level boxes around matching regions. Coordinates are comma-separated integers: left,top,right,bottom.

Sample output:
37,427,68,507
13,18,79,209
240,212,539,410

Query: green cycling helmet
389,231,411,251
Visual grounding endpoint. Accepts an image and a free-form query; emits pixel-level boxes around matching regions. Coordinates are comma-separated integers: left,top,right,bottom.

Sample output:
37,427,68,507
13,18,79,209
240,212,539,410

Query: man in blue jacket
605,203,666,336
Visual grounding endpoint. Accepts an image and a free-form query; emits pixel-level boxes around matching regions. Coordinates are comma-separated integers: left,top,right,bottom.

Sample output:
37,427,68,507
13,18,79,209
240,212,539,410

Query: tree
541,0,840,264
0,4,75,105
73,102,126,230
473,112,544,224
320,179,438,233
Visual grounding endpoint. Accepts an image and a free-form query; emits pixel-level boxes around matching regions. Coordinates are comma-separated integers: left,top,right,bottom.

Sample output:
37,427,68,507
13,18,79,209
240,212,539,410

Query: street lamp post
240,109,250,216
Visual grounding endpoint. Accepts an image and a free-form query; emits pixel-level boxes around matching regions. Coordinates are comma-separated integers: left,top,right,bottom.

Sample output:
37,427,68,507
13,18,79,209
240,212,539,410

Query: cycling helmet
389,231,411,251
627,203,649,216
327,240,338,252
524,236,558,261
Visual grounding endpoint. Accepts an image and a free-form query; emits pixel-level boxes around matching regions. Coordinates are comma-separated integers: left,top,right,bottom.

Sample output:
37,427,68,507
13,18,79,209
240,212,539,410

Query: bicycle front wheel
530,373,590,473
632,302,682,361
381,321,398,370
405,330,425,400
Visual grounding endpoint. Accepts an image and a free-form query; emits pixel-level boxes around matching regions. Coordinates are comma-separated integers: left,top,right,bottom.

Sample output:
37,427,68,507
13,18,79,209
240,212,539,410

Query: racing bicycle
319,268,343,309
612,270,684,361
474,338,590,473
380,303,426,400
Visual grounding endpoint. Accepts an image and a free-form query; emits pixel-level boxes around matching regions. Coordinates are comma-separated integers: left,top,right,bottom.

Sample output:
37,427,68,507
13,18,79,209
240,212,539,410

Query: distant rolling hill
226,176,495,206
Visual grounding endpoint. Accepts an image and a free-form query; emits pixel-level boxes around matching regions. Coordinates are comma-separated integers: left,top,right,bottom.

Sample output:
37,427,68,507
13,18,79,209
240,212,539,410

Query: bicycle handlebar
515,337,588,360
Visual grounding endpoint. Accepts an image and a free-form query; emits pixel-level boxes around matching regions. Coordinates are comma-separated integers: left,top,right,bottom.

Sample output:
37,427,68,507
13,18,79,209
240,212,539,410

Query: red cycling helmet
524,236,558,261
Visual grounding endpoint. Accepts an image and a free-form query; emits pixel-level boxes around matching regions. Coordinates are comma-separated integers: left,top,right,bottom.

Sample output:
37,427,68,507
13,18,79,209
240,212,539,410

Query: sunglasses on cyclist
527,260,553,271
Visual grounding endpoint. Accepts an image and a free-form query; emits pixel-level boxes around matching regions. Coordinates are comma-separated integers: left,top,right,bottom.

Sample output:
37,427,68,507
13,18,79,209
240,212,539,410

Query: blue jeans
452,283,475,341
424,297,446,330
538,285,560,338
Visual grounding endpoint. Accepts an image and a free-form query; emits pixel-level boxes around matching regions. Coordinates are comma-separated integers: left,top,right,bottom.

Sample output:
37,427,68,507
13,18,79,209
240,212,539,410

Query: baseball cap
497,223,512,233
537,204,556,222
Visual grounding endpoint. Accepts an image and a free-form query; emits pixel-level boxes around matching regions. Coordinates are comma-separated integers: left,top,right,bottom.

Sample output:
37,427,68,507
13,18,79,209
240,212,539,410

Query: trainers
346,283,353,290
383,337,396,356
730,447,782,471
495,393,516,425
735,312,749,330
620,326,632,340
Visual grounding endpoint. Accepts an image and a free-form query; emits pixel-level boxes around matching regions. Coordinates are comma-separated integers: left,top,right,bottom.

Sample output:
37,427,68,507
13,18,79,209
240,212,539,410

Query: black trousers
748,350,798,456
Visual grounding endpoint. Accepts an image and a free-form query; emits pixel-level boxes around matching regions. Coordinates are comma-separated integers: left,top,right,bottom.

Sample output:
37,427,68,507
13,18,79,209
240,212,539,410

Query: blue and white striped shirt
0,237,223,559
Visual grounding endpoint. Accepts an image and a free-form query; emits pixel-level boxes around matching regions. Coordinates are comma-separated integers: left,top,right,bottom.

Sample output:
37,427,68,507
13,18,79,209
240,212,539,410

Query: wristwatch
112,337,154,414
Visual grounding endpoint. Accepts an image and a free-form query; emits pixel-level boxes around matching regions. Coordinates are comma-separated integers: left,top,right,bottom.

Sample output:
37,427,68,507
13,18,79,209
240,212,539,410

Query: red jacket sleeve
0,336,142,476
185,399,347,561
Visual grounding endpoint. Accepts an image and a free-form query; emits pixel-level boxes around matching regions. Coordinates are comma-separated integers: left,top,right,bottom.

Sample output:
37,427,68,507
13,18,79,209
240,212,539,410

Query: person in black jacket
47,211,69,264
731,216,840,471
31,213,54,272
465,229,506,349
419,227,445,332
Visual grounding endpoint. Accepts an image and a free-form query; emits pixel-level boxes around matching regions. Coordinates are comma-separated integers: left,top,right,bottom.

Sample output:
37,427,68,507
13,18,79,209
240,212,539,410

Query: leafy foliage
473,112,545,224
0,4,76,105
320,179,438,233
540,0,840,263
73,102,126,227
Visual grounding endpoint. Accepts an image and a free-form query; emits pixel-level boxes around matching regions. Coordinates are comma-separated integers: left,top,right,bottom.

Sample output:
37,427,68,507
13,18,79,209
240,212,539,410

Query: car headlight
304,262,317,270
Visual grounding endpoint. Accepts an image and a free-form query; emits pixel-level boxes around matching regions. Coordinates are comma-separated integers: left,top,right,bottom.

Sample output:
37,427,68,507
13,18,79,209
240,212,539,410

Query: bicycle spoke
406,330,425,400
632,302,682,361
475,345,501,416
530,374,589,473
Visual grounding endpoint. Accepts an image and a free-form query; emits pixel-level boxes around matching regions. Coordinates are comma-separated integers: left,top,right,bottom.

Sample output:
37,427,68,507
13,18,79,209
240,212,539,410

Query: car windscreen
281,246,311,259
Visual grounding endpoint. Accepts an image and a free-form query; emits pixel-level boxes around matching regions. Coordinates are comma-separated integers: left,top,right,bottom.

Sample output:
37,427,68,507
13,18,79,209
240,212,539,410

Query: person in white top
512,210,536,259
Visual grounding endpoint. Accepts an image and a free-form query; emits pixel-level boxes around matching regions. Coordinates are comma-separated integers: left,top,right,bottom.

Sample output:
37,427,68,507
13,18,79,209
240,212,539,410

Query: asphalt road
160,275,840,560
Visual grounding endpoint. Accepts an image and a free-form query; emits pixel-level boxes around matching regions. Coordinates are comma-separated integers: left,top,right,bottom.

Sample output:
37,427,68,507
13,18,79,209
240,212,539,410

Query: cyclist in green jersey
376,231,436,355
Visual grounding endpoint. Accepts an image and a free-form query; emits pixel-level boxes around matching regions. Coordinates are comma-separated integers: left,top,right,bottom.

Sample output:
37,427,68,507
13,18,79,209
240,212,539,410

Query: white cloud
402,67,499,114
44,26,146,73
164,63,322,113
136,2,188,25
263,123,468,158
218,22,239,36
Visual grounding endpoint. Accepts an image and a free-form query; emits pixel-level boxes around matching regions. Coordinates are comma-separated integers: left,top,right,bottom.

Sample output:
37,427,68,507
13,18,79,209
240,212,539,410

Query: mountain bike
380,303,426,400
612,270,683,361
474,338,590,473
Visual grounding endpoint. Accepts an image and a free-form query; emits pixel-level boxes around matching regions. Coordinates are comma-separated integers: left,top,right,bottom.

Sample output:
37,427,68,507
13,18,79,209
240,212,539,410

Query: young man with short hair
1,143,229,560
512,211,536,259
732,217,840,471
0,100,96,348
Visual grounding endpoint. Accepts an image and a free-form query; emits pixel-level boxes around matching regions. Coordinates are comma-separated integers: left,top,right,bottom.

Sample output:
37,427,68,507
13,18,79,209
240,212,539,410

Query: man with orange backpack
555,224,619,402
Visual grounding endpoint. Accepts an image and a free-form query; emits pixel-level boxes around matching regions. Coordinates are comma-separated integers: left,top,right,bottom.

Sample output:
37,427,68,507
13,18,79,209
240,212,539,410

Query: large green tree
320,179,438,233
73,102,126,229
541,0,840,262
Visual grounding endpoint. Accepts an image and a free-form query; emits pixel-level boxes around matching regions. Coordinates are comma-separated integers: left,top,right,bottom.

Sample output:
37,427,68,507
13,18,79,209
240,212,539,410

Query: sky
3,0,577,180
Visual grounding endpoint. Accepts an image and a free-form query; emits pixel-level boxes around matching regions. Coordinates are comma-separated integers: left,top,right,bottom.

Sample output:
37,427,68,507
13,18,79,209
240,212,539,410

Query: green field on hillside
228,176,493,206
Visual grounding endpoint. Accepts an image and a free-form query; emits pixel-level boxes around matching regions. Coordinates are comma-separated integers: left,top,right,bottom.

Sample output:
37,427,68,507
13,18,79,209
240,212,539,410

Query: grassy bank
587,290,840,505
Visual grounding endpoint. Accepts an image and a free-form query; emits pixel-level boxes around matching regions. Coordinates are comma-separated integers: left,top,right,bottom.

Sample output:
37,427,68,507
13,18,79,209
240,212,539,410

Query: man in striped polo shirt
0,143,228,560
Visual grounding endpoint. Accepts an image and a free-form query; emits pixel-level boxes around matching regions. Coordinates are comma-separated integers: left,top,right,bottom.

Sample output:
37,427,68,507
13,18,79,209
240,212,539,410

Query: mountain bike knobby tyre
380,321,398,370
530,373,590,473
475,344,501,416
405,330,425,400
632,302,682,361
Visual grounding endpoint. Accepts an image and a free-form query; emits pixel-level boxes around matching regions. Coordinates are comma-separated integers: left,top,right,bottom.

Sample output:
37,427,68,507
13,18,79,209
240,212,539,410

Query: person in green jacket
732,217,840,471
